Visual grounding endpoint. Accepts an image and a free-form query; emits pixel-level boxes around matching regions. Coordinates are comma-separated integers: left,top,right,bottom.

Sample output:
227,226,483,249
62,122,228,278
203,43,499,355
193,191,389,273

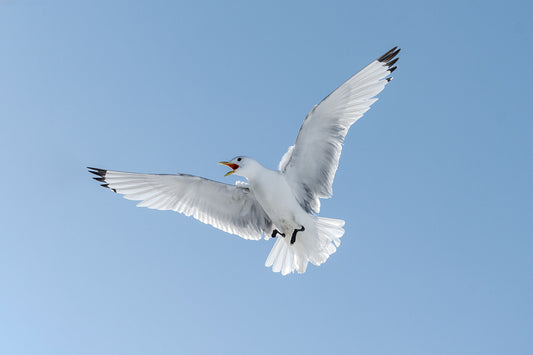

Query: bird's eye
237,157,242,162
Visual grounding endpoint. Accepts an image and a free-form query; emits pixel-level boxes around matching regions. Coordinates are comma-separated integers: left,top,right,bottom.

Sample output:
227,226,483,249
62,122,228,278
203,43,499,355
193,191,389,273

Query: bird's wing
88,168,272,240
280,47,400,213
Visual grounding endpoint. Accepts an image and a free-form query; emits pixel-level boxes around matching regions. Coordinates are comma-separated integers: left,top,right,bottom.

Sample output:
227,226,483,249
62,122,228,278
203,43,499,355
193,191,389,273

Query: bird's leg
290,226,305,245
271,229,285,238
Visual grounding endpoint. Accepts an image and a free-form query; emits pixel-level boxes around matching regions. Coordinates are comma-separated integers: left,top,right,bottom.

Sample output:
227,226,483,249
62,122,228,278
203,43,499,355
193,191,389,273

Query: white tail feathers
265,217,345,275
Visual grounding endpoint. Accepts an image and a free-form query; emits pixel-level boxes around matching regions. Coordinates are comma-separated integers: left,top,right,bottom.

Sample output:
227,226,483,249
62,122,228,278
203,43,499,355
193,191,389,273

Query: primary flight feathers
89,46,400,275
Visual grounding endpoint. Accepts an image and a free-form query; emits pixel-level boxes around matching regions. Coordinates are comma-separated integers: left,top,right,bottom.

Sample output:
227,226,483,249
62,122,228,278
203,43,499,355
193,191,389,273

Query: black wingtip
88,167,107,177
377,47,395,62
377,47,401,66
88,167,115,192
387,57,399,68
377,47,400,81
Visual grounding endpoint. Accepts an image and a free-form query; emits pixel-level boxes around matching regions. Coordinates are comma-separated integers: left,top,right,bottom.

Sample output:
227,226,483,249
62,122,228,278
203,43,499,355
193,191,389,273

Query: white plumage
89,47,400,275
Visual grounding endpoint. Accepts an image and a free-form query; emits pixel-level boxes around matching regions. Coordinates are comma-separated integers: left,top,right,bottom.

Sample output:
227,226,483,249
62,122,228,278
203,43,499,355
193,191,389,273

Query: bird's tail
265,216,345,275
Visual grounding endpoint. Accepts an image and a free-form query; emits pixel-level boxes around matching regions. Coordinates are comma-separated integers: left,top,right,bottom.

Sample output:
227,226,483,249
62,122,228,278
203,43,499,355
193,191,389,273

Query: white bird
88,47,400,275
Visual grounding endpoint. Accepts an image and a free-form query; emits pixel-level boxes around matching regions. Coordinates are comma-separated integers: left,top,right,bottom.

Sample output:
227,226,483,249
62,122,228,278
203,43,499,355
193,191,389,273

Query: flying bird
88,47,400,275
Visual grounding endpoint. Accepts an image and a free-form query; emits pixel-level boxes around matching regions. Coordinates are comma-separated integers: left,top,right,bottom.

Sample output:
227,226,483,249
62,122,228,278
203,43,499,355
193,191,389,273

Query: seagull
88,47,400,275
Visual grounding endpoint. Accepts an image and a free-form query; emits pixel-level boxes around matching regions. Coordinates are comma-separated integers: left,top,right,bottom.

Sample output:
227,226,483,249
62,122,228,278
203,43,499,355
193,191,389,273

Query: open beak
218,162,239,176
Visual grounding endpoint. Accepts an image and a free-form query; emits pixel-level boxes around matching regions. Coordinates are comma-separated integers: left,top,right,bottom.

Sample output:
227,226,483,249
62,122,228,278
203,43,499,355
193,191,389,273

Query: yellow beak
218,161,239,176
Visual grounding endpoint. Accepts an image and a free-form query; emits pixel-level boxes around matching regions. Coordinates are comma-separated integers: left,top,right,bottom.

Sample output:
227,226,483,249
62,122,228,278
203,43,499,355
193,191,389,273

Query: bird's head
218,156,252,178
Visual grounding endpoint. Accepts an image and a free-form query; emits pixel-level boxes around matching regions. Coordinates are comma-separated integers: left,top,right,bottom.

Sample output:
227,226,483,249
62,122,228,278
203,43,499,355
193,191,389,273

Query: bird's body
244,160,306,235
89,47,400,275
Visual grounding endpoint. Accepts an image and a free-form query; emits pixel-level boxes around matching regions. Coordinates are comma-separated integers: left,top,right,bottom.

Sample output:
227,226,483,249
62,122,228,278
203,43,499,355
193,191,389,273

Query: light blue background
1,1,531,354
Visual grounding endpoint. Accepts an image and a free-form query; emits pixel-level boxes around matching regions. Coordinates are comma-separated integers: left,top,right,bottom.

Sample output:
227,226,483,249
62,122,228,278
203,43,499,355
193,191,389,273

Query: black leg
271,229,285,238
290,226,305,245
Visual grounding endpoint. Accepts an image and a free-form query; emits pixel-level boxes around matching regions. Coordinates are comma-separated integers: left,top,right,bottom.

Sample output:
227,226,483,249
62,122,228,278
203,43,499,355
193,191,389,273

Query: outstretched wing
88,167,272,240
280,47,400,213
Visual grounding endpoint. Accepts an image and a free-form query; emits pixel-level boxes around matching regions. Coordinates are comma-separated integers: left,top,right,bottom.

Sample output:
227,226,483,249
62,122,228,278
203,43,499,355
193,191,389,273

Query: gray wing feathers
88,168,272,240
281,47,400,213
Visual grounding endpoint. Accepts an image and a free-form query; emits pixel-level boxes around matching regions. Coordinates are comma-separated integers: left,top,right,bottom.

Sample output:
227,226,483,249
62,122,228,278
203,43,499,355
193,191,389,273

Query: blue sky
1,0,532,354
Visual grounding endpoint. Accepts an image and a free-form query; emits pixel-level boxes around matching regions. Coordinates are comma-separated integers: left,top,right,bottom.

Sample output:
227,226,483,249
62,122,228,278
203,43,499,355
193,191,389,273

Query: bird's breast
249,172,305,232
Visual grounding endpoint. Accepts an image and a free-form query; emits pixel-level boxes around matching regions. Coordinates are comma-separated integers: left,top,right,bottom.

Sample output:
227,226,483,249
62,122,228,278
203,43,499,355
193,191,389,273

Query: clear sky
1,1,532,354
